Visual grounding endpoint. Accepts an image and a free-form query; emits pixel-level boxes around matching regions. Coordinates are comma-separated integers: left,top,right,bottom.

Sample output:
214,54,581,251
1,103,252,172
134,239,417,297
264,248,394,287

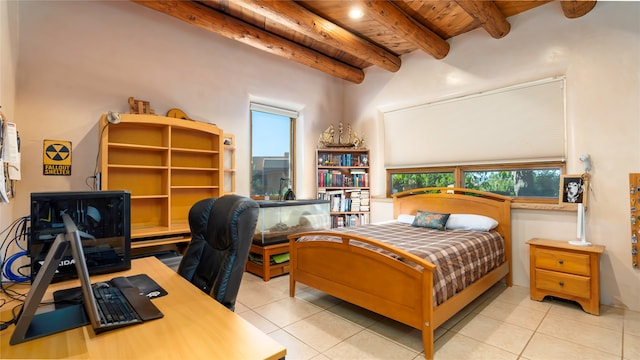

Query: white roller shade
250,103,299,118
383,77,566,167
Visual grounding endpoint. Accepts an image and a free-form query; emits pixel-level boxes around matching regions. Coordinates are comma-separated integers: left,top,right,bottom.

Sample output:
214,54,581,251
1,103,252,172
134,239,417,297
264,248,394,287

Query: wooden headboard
392,187,513,252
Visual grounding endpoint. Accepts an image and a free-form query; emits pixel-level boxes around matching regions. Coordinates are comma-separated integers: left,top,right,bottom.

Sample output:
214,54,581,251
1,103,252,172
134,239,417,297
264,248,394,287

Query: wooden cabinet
316,148,370,228
99,114,224,253
245,243,290,282
527,238,605,315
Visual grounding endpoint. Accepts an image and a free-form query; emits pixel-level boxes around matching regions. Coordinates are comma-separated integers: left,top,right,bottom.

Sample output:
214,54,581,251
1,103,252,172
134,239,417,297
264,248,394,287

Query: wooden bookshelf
223,133,236,195
316,148,370,228
99,113,224,253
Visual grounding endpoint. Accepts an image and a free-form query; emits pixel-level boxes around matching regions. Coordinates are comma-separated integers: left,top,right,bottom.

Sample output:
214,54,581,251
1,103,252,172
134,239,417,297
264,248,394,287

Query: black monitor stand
10,234,89,345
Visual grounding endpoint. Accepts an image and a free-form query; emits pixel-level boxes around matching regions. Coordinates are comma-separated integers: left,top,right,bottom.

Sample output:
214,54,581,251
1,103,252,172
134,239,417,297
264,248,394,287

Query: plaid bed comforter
297,222,505,306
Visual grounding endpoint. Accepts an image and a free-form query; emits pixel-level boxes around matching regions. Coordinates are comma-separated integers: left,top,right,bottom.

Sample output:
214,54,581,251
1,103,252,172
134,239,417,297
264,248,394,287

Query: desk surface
0,257,286,359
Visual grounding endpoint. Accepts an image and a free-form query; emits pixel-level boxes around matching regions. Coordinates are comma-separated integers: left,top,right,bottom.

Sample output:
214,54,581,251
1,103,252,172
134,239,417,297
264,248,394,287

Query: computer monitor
11,214,162,345
29,191,131,282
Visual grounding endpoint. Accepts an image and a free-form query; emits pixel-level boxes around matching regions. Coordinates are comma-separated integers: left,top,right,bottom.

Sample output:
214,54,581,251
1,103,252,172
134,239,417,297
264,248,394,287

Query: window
250,104,296,199
390,170,454,194
388,162,564,203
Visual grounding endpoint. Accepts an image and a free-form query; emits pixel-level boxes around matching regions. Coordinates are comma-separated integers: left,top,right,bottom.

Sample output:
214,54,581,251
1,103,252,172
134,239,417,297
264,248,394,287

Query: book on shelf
318,187,370,215
331,213,369,228
318,153,365,167
345,189,361,211
360,190,370,207
317,169,350,187
317,189,343,211
248,252,289,265
332,197,340,212
350,198,360,212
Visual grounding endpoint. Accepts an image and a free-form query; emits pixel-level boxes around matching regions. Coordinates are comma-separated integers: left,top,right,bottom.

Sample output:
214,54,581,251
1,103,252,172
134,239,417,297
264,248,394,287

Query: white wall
0,0,18,227
14,0,343,218
344,2,640,311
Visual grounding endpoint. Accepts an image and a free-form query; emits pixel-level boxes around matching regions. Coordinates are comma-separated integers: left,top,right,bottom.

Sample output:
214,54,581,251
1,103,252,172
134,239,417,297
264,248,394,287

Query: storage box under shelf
245,243,291,281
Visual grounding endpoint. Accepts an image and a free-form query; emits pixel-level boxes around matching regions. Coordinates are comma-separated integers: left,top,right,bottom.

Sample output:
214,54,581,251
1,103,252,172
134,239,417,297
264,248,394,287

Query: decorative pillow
411,210,450,231
446,214,498,231
397,214,415,224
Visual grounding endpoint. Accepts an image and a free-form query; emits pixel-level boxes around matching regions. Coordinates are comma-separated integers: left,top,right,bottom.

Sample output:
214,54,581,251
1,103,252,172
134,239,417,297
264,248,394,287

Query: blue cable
2,250,29,282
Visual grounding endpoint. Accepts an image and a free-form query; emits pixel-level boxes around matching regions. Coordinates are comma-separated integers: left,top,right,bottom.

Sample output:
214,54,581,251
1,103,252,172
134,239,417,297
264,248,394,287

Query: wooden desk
0,257,286,359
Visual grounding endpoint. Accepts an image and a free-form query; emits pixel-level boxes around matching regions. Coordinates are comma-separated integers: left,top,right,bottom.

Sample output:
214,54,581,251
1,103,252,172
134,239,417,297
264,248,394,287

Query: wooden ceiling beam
560,0,597,19
454,0,511,39
359,0,450,60
131,0,365,83
212,0,401,72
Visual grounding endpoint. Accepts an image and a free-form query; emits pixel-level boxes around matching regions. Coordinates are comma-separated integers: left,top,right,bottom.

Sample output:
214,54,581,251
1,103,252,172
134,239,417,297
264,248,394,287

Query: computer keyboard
93,287,140,325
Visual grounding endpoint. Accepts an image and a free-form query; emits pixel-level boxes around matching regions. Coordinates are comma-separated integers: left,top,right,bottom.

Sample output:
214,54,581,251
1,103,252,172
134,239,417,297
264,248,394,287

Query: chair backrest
177,195,259,311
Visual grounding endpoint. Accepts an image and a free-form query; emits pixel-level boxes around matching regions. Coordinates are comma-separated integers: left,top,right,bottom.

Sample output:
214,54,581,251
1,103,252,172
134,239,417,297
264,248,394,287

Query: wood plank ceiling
132,1,596,84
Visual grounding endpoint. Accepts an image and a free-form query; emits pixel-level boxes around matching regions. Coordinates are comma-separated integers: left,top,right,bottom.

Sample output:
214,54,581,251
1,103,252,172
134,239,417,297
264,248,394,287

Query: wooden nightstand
526,238,605,315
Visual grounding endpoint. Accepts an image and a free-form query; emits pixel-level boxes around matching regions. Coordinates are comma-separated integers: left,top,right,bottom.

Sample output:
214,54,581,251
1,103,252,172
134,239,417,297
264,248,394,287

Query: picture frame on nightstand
559,174,588,209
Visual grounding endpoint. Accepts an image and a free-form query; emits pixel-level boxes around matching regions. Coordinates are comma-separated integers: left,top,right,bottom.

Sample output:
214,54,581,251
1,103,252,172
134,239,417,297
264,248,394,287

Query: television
29,190,131,282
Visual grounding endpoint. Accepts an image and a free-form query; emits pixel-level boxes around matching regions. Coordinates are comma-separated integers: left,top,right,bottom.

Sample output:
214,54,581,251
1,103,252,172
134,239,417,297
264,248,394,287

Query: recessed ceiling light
349,7,363,19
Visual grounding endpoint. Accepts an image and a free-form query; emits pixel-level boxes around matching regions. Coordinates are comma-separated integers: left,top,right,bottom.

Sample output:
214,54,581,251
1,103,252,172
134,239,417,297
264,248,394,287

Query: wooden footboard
288,231,437,356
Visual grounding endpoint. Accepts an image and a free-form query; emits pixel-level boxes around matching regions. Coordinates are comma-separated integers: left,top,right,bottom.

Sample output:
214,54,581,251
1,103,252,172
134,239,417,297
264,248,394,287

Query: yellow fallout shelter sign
43,140,72,176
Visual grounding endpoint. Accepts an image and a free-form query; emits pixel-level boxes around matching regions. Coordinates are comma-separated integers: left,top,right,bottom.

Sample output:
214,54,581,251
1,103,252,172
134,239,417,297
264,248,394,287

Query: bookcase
316,148,370,228
223,133,236,195
99,113,224,253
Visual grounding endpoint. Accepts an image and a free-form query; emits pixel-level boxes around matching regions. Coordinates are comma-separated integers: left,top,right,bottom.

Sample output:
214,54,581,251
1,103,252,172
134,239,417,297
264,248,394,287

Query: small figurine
351,129,361,148
318,124,335,147
359,134,366,149
317,122,366,149
128,96,155,114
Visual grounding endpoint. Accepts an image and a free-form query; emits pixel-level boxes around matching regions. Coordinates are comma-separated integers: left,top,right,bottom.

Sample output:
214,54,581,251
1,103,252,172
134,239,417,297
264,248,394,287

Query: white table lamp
570,203,591,246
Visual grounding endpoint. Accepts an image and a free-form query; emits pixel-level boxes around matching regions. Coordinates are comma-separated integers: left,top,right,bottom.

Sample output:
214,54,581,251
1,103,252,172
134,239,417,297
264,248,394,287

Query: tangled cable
0,216,30,331
1,216,30,283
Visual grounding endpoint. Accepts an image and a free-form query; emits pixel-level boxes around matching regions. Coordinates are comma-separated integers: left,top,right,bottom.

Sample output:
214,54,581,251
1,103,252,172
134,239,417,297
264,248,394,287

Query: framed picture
559,174,588,208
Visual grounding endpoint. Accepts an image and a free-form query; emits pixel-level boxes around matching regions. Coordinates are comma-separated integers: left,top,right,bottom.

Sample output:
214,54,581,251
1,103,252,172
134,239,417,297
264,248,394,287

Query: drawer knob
558,259,564,265
559,281,564,287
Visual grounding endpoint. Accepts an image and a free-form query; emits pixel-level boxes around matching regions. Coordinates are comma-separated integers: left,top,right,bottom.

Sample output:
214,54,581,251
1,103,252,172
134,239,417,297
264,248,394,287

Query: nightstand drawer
535,269,591,298
534,248,590,276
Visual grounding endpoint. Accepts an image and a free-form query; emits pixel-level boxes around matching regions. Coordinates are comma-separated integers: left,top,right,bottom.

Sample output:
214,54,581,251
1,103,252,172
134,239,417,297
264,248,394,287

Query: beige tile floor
235,272,640,360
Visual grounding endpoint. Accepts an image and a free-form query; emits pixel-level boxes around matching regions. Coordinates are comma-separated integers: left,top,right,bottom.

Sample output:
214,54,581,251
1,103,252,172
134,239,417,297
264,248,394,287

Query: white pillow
397,214,415,225
446,214,498,231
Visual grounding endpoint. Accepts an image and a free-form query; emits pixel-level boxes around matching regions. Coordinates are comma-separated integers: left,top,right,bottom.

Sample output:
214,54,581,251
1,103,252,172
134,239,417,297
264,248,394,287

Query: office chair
177,195,259,311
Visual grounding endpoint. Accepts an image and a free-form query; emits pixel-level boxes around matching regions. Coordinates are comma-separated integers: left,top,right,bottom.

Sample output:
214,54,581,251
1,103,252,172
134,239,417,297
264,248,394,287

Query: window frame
386,161,566,204
250,108,297,200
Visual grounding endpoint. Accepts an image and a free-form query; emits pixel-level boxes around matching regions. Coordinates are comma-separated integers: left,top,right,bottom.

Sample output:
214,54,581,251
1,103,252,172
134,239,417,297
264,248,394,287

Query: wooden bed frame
288,187,512,360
